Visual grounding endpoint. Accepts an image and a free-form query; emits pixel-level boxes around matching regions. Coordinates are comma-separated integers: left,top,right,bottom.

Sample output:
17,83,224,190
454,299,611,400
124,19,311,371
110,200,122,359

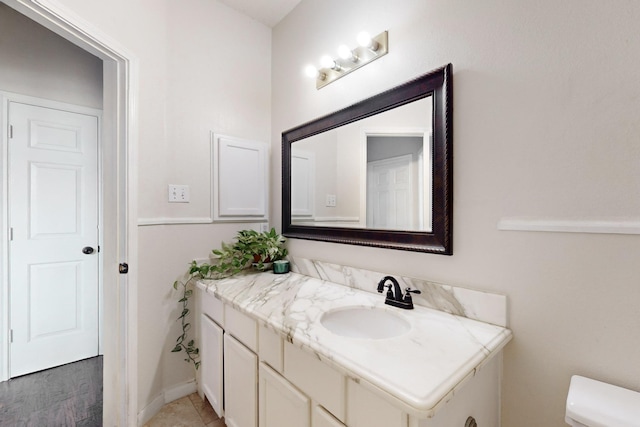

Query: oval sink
320,307,411,339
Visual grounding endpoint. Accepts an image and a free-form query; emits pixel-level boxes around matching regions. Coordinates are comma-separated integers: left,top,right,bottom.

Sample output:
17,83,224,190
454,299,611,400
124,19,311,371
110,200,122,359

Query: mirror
282,64,452,254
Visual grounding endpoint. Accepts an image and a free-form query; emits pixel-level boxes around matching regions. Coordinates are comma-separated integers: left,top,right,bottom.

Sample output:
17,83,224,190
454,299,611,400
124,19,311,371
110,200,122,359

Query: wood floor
0,356,102,426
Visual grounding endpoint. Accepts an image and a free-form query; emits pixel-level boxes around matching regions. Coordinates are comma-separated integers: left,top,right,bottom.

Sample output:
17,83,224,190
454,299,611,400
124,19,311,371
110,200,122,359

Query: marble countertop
197,270,512,418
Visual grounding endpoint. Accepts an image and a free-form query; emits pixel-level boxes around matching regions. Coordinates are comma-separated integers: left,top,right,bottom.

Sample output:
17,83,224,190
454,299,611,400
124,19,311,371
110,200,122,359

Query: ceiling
218,0,302,28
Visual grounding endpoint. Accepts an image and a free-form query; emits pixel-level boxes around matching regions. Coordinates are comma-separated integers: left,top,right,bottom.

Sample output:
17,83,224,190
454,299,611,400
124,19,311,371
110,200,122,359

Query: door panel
30,163,81,237
9,102,99,377
29,261,82,338
367,155,414,230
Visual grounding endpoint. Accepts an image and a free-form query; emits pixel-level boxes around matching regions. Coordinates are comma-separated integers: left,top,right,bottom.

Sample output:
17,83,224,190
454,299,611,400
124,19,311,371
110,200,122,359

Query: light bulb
320,55,336,69
304,64,319,78
337,44,353,60
357,31,372,47
357,31,379,51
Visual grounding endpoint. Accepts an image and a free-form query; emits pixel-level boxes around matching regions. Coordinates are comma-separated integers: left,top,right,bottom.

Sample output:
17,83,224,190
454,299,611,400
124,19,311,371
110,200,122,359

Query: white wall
37,0,272,415
272,1,640,426
0,3,102,108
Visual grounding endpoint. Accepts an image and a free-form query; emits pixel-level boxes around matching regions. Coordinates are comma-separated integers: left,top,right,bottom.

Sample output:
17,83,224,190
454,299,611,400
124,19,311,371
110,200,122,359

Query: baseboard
164,379,197,402
137,379,197,426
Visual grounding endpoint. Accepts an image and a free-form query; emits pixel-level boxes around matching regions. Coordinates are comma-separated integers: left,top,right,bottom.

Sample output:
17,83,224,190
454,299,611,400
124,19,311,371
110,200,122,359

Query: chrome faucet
376,276,421,309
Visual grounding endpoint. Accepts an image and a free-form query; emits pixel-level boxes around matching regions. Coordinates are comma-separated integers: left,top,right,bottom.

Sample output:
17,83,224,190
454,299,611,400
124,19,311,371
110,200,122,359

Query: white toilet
565,375,640,426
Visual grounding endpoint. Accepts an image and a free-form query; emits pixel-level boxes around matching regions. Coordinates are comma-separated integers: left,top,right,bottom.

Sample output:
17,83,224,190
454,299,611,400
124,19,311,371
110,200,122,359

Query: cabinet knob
465,416,477,427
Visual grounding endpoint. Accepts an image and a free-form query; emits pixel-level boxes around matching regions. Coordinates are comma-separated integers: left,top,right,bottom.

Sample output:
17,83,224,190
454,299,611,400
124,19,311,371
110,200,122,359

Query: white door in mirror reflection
367,155,416,230
291,149,315,217
365,133,430,231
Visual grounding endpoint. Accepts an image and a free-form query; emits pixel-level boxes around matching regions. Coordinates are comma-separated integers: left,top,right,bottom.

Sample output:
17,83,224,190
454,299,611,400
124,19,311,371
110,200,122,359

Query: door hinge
10,329,13,343
9,227,13,241
9,125,13,139
119,263,129,274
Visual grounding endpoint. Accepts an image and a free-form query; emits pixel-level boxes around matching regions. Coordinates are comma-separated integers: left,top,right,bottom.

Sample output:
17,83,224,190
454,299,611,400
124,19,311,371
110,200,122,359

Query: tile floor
144,393,226,427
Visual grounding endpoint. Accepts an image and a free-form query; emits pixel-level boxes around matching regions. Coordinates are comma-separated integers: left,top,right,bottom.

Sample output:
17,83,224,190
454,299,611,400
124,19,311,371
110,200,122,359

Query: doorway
0,0,137,424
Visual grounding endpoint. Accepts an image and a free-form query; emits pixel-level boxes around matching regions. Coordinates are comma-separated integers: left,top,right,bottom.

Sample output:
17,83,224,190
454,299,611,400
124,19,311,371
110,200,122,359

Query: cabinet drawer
225,304,258,352
259,324,283,373
200,288,223,325
347,378,407,427
284,342,345,423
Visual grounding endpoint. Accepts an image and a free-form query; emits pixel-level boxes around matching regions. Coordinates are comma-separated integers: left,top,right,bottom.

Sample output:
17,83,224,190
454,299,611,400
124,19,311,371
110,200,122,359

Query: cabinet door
212,133,268,221
224,334,258,427
259,362,310,427
201,314,224,417
312,405,345,427
347,378,407,427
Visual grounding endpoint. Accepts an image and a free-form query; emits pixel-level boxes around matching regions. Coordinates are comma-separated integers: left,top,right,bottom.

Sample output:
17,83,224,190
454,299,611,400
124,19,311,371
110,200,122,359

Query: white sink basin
320,307,411,339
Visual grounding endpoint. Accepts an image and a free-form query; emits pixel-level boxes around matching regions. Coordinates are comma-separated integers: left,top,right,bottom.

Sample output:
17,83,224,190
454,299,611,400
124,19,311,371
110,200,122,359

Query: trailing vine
171,261,214,370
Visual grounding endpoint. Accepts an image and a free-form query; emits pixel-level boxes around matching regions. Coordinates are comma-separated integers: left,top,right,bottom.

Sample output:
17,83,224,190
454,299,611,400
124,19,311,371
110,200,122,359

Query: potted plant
207,227,288,277
171,227,288,369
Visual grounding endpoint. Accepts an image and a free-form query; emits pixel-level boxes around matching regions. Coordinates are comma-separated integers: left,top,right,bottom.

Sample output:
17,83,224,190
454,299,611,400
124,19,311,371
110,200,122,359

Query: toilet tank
565,375,640,427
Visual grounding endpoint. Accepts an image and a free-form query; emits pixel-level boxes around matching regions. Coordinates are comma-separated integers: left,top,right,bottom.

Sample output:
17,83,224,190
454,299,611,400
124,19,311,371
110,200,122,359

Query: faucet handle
384,284,394,300
403,288,421,304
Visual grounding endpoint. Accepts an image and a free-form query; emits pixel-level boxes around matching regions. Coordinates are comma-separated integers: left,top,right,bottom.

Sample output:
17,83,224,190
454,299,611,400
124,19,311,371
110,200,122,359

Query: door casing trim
0,0,139,425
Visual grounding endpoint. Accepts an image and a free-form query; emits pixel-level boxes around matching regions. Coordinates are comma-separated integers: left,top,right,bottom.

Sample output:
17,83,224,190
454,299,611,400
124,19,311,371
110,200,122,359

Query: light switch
168,184,190,203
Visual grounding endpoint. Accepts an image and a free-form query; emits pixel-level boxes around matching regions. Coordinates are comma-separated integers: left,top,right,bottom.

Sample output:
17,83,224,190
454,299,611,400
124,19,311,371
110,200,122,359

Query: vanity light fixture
304,30,389,90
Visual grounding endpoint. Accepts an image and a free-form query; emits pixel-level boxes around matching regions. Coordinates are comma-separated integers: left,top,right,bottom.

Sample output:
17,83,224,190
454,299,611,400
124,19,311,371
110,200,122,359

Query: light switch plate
168,184,190,203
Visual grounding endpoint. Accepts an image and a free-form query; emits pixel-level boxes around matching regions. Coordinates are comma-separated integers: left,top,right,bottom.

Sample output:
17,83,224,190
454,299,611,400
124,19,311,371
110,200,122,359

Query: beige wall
272,1,640,426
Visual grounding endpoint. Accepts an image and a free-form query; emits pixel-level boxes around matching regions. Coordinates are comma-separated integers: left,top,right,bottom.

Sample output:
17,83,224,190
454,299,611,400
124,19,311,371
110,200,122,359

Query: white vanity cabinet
197,279,508,427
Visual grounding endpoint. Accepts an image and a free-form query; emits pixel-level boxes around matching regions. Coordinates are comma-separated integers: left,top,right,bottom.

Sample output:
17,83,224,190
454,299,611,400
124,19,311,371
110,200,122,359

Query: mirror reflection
282,64,452,254
291,97,432,232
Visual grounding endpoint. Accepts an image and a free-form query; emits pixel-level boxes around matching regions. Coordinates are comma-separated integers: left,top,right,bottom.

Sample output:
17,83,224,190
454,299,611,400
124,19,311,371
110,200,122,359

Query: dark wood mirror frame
282,64,452,254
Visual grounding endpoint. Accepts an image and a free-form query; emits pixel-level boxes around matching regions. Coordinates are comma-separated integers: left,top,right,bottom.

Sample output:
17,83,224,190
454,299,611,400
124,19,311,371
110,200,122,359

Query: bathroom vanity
196,260,512,427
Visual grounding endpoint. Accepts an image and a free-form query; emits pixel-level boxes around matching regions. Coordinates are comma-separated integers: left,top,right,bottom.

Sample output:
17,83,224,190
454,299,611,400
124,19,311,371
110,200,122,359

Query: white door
366,155,414,230
8,101,99,377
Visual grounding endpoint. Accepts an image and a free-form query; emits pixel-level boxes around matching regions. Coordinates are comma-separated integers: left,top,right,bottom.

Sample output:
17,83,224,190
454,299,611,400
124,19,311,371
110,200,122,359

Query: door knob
82,246,95,254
